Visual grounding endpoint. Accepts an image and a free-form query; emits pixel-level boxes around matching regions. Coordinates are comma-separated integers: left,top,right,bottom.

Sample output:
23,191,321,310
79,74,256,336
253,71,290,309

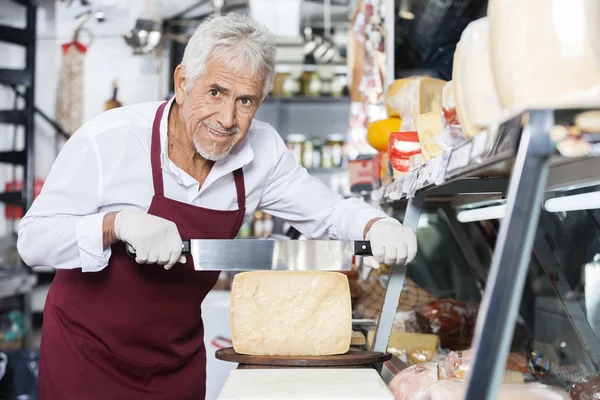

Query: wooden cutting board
216,347,391,368
217,368,394,399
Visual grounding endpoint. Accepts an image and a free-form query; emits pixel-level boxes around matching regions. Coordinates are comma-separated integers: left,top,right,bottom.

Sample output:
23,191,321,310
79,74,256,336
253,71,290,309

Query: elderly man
17,13,416,400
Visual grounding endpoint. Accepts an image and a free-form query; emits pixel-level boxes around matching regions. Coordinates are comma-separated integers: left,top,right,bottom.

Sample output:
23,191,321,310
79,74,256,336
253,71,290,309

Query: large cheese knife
126,239,373,271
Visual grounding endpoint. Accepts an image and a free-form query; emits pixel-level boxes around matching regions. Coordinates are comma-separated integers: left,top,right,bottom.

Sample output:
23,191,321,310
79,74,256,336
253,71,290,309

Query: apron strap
233,168,246,210
150,101,169,197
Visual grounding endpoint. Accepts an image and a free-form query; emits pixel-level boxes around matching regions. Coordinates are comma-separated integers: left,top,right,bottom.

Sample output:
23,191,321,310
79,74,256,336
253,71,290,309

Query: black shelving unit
0,0,36,215
0,0,38,349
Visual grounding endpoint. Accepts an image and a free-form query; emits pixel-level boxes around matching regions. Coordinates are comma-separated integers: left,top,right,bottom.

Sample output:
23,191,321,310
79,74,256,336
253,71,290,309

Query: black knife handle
182,240,191,255
126,240,192,257
354,241,372,256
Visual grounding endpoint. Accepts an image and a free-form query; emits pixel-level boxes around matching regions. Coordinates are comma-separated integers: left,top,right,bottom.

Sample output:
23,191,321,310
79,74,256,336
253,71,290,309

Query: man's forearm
103,212,119,248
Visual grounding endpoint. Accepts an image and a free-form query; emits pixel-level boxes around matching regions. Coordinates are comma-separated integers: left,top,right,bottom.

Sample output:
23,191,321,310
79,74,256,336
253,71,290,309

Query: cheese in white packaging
488,0,600,111
386,77,447,132
230,271,352,356
454,17,504,136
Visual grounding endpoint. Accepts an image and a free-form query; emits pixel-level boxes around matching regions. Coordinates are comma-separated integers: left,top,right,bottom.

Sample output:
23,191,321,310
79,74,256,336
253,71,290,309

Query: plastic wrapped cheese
416,112,444,159
230,271,352,356
386,78,411,117
388,363,439,400
414,380,570,400
386,77,447,131
488,0,600,111
453,18,504,136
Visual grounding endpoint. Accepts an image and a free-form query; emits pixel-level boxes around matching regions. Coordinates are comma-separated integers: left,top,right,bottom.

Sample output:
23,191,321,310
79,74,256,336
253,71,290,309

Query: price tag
447,142,473,173
471,130,489,159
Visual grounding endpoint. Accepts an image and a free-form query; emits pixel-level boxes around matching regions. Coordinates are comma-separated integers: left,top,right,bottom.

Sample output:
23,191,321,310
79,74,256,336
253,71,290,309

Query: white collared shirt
16,98,387,272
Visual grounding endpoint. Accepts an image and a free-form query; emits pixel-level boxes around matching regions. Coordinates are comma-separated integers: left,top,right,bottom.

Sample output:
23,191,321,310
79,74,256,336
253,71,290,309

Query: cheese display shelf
369,108,600,400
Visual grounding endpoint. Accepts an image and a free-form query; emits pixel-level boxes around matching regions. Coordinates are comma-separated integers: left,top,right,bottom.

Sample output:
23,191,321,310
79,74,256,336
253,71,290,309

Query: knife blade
126,239,373,271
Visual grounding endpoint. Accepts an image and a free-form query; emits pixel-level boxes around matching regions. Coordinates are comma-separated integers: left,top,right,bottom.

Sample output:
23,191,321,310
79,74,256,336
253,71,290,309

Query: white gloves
363,218,417,268
114,209,186,270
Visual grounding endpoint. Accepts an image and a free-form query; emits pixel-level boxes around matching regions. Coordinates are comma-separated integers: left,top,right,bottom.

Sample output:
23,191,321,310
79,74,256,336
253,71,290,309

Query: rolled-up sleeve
258,134,387,240
17,131,111,272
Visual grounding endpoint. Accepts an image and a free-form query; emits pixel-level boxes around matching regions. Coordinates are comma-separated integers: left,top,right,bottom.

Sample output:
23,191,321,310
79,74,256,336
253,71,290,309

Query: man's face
174,57,264,161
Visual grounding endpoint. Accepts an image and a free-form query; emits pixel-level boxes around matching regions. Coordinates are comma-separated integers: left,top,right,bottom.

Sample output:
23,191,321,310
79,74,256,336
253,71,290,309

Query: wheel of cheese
230,271,352,356
455,18,504,131
488,0,600,111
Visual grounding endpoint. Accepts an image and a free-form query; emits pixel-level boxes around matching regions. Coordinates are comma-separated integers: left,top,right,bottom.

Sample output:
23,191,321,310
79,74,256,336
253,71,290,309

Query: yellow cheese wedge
230,271,352,356
416,111,444,159
368,331,440,365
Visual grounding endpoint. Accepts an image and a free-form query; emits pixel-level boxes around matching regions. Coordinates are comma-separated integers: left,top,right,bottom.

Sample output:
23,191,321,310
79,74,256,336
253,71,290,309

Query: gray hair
181,13,277,100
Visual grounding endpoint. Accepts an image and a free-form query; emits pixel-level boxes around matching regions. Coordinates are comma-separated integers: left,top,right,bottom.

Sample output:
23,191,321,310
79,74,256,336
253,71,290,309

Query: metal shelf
376,109,600,205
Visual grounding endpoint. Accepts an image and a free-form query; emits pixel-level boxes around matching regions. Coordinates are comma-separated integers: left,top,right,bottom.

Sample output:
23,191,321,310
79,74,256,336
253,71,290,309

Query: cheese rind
230,271,352,356
489,0,600,111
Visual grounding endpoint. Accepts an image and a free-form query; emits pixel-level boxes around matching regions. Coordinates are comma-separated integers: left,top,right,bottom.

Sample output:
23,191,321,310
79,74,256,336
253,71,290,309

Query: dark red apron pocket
76,337,205,400
76,337,152,399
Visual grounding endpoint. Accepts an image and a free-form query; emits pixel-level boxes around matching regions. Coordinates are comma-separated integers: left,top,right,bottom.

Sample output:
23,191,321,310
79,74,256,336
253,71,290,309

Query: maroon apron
38,101,246,400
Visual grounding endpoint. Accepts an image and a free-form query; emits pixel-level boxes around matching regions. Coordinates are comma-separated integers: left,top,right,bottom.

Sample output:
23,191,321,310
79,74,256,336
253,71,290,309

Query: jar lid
327,133,346,142
287,134,307,142
276,65,292,74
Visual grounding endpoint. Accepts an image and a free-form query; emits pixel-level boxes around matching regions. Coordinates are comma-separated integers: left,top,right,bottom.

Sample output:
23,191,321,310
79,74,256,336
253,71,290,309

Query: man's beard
193,120,239,161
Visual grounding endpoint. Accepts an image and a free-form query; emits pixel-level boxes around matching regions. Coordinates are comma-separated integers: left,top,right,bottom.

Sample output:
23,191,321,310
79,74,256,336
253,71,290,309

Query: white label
447,142,473,173
471,130,489,159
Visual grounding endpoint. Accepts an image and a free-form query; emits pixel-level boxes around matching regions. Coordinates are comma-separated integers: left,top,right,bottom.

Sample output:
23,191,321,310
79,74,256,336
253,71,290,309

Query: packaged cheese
453,18,504,137
385,78,411,117
488,0,600,111
388,131,422,174
386,77,447,131
417,112,444,159
230,271,352,356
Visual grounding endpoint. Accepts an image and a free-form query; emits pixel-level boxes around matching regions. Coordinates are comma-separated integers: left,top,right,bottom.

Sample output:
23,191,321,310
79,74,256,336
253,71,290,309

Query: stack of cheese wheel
488,0,600,111
452,17,504,139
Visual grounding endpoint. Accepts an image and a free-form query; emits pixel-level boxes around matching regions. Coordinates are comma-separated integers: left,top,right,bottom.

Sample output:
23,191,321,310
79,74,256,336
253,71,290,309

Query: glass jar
311,137,322,169
330,67,348,98
286,134,307,164
302,139,314,168
300,65,321,97
326,134,346,168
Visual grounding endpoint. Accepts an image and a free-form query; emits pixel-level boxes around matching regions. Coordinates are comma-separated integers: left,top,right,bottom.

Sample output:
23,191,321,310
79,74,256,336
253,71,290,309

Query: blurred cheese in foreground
417,112,444,159
414,380,570,400
454,17,504,138
230,271,352,356
489,0,600,111
386,77,446,131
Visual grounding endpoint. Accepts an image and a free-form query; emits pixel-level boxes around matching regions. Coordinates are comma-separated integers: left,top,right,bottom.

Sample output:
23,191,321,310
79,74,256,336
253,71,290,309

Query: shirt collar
158,97,254,189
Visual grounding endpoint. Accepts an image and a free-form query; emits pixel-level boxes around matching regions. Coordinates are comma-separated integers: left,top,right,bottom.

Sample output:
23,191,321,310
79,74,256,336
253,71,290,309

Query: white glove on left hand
364,218,417,268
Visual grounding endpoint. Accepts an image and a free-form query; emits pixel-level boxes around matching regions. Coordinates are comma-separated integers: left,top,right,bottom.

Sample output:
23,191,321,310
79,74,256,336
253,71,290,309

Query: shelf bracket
371,194,424,354
464,110,555,400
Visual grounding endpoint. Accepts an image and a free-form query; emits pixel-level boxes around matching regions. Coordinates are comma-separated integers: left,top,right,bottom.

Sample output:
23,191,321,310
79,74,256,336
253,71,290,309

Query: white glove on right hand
363,218,417,268
114,209,186,270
